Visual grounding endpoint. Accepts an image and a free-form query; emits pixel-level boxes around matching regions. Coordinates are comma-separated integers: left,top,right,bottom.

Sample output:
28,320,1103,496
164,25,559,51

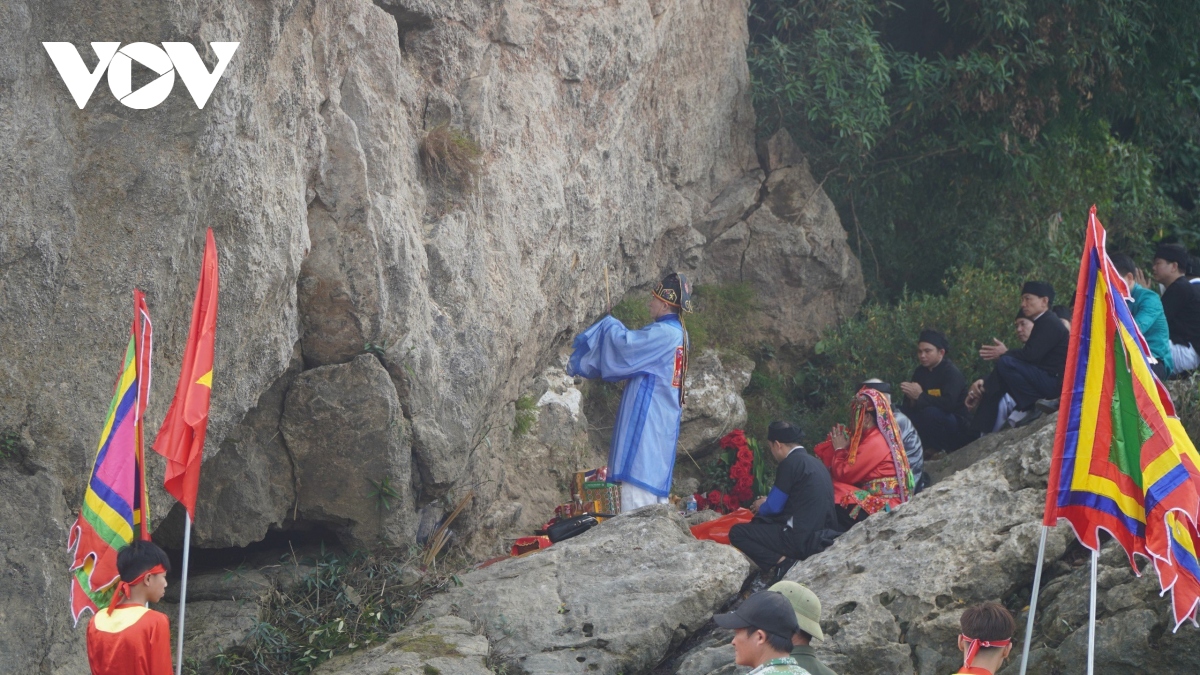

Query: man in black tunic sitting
967,281,1069,433
729,421,842,579
900,329,971,453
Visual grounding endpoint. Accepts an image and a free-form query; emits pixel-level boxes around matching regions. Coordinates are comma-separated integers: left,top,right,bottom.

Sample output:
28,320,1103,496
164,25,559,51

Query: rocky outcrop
674,416,1200,675
314,615,492,675
280,354,416,547
678,351,755,458
704,131,865,351
0,0,864,670
421,506,753,674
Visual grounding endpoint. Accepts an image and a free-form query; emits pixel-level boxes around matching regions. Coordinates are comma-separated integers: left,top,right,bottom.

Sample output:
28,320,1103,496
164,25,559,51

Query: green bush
612,282,759,356
512,394,538,438
794,265,1068,436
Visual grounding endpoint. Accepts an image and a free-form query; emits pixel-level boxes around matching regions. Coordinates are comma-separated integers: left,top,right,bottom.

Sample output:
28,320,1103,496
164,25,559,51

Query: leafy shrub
513,394,537,438
612,282,759,356
794,266,1054,435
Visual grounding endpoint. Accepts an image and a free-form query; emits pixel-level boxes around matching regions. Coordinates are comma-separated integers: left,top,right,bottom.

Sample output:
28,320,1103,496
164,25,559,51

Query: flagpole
175,513,192,675
1087,546,1099,675
1017,525,1049,675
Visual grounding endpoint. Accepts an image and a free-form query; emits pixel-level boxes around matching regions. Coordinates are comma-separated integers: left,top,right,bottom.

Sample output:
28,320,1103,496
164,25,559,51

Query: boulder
314,615,491,675
280,354,416,548
678,351,755,458
704,130,865,351
421,506,753,674
488,367,605,544
999,539,1200,675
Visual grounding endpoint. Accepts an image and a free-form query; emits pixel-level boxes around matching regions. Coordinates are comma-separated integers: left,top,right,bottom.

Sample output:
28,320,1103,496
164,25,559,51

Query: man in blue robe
568,272,692,512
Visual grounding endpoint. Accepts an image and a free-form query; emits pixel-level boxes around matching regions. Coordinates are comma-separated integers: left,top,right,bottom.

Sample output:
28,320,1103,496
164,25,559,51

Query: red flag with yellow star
153,228,218,518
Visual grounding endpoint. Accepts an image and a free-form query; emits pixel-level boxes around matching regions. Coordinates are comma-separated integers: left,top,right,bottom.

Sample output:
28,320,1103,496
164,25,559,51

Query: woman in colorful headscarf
813,386,915,529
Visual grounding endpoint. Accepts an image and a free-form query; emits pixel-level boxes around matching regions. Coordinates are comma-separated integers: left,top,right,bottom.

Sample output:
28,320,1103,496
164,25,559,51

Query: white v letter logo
162,42,240,109
42,42,120,109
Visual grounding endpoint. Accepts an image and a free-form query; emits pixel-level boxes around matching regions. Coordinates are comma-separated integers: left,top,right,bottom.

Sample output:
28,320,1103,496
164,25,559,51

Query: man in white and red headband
953,602,1015,675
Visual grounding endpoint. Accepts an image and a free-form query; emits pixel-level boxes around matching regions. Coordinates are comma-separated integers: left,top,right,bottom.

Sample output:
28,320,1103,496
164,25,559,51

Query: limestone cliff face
0,1,862,672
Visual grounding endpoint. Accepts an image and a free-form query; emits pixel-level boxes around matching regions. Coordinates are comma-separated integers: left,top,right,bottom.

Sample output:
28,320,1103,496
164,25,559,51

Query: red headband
961,634,1011,667
107,564,167,614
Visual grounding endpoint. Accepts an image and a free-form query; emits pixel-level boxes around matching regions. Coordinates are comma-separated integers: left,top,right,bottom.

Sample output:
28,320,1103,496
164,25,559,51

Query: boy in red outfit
86,540,173,675
953,602,1015,675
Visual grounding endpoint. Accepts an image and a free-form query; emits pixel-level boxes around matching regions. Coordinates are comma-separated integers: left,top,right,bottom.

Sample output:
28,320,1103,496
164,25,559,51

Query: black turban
653,272,694,313
1154,243,1190,268
1021,281,1055,303
918,329,949,352
767,421,803,444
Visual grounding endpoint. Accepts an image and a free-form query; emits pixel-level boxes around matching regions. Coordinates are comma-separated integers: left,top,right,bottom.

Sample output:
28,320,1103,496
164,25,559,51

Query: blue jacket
1129,283,1174,373
567,314,685,497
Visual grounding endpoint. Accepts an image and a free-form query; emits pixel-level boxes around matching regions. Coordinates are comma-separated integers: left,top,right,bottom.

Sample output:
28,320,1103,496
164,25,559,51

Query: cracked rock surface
314,615,492,675
421,506,753,674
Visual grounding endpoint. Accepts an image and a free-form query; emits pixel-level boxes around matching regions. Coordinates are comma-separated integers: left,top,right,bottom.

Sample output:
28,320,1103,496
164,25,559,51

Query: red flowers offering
692,430,760,514
720,429,756,504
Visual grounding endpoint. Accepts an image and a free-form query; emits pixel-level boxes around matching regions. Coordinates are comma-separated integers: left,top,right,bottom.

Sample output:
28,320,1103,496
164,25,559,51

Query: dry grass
419,124,482,190
201,545,470,675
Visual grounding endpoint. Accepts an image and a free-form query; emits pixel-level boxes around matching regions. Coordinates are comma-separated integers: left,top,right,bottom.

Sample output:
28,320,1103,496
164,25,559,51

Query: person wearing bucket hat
567,271,693,512
713,591,813,673
769,581,838,675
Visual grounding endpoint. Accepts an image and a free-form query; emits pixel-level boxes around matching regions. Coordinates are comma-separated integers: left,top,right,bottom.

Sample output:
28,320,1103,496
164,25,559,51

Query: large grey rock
486,366,605,545
999,535,1200,675
421,506,753,674
678,351,754,458
280,354,416,547
785,421,1070,674
314,615,491,675
706,130,865,351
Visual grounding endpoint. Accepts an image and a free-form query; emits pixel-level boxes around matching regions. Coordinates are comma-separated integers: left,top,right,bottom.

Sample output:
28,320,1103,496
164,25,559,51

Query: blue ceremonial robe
567,314,686,497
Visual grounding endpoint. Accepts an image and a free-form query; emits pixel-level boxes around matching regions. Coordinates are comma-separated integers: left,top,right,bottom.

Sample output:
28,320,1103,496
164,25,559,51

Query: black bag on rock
545,513,614,543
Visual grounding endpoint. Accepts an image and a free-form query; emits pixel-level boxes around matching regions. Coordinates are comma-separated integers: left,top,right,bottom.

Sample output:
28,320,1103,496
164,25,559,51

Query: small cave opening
151,505,350,583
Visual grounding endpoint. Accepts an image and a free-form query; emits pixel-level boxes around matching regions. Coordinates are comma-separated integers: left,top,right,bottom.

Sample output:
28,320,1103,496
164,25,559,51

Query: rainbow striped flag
67,291,153,624
1045,207,1200,628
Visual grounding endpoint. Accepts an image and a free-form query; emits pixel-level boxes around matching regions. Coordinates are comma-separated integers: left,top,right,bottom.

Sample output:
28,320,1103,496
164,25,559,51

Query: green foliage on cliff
748,0,1200,298
793,266,1026,435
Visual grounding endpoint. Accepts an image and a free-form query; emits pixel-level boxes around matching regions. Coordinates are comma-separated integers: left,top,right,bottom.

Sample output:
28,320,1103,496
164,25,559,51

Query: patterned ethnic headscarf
847,386,914,502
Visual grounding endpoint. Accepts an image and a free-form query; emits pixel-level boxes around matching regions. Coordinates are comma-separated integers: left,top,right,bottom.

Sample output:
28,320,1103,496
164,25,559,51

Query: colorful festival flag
153,228,218,518
67,291,153,624
1045,206,1200,628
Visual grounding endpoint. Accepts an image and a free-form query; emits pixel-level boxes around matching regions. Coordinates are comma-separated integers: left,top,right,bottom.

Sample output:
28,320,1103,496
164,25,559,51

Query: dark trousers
972,355,1059,432
911,406,972,452
728,521,839,570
